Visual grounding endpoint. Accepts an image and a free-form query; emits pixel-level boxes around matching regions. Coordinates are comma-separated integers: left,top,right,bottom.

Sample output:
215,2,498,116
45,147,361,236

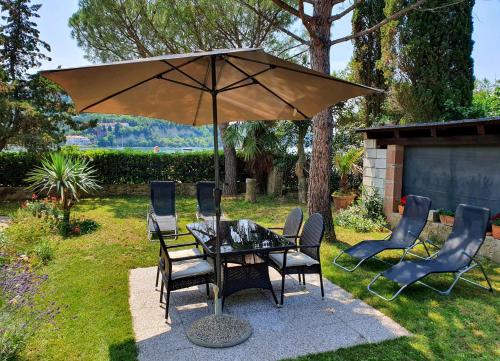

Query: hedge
0,149,299,188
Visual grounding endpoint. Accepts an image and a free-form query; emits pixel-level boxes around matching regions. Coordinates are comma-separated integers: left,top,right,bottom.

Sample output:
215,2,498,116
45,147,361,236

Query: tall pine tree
381,0,475,123
351,0,386,126
0,0,85,151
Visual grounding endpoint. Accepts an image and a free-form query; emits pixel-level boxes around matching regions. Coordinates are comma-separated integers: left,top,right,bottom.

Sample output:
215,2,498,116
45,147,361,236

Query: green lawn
1,196,498,361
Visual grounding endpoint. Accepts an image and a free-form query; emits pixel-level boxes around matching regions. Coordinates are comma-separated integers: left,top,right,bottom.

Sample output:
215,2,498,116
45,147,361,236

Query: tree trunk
295,125,307,204
307,2,336,240
219,124,238,196
0,138,7,151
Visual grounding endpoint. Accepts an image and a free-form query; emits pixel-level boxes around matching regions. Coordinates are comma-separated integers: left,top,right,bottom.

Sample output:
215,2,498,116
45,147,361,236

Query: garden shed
358,116,500,262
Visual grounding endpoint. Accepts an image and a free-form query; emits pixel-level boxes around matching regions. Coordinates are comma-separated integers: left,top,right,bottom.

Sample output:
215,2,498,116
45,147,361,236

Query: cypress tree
351,0,386,126
381,0,475,123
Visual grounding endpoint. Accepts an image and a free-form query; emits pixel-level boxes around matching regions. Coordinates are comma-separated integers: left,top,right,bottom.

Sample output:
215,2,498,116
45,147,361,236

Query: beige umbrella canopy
41,48,381,347
42,48,380,125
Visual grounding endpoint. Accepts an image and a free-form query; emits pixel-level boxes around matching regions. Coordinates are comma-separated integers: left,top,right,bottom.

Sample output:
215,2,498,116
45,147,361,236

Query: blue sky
37,0,499,80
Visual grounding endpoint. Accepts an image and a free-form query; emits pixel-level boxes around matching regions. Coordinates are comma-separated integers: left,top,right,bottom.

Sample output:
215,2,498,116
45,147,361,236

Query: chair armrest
163,232,192,239
171,254,210,262
167,242,199,249
296,244,320,249
268,227,284,230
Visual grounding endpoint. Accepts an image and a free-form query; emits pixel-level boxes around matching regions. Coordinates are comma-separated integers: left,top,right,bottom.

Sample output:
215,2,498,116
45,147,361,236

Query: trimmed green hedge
0,149,300,188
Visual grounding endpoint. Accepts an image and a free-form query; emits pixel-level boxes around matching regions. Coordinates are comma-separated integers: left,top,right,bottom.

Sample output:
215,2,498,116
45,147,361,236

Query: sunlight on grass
0,196,498,361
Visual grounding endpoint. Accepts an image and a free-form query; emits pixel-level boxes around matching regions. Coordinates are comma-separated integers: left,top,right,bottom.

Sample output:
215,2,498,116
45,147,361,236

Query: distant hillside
68,114,216,148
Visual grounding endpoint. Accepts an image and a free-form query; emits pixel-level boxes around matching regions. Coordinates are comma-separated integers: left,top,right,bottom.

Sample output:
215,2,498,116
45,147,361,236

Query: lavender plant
0,258,59,360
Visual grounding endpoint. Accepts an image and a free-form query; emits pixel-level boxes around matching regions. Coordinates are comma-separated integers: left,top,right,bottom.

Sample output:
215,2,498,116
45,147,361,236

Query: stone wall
388,212,499,263
362,139,386,198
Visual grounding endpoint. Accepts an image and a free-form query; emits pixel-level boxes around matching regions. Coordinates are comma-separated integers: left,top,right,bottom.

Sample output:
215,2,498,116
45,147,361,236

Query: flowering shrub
0,258,59,360
399,196,407,206
334,200,388,233
22,196,63,225
491,213,500,226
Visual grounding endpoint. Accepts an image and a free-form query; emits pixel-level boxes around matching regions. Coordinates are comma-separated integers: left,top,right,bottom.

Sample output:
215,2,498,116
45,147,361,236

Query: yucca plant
25,153,100,229
334,148,364,195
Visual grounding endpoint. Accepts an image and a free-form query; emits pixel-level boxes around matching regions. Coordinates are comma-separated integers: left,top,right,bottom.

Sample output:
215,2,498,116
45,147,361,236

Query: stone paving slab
130,267,410,361
0,216,10,230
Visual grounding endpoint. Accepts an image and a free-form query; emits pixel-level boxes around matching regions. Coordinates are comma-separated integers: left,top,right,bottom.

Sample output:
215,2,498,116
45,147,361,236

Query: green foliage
333,148,364,194
4,208,52,253
25,152,100,234
381,0,475,123
33,240,53,265
72,218,99,235
437,208,455,217
69,0,296,62
0,1,86,151
361,187,385,222
351,0,386,125
334,202,387,233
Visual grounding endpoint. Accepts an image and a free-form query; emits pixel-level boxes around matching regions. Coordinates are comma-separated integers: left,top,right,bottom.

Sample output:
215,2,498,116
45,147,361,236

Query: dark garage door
403,146,500,216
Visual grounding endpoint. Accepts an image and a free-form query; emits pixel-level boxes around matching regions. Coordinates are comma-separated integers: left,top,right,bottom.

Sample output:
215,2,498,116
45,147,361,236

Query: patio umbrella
41,48,381,346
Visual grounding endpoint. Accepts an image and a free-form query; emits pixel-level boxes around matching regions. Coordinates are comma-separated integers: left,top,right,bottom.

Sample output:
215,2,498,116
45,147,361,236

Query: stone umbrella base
186,314,252,348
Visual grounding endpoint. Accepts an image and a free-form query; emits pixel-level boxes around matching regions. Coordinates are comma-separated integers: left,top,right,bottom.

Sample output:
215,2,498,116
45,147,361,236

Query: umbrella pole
210,55,222,317
186,55,252,348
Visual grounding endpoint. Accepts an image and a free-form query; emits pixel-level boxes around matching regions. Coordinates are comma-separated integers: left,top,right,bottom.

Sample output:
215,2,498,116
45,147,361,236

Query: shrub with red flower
399,196,407,206
491,213,500,226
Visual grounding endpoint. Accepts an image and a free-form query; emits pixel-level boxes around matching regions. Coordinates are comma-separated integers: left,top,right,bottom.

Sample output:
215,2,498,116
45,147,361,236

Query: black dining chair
151,214,215,319
269,213,325,305
147,181,178,240
268,207,303,244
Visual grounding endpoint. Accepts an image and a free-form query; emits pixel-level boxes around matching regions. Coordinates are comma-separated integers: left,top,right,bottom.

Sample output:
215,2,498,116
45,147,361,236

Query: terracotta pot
398,205,404,215
492,224,500,240
439,214,455,227
332,193,356,211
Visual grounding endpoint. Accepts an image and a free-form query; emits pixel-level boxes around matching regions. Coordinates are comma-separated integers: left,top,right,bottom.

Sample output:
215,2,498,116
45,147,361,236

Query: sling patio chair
333,195,432,272
269,213,325,306
368,204,493,301
147,181,178,241
150,214,215,319
268,207,304,244
196,181,217,221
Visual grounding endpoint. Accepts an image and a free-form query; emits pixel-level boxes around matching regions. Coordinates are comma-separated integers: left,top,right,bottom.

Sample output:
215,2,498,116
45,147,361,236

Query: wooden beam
375,135,500,146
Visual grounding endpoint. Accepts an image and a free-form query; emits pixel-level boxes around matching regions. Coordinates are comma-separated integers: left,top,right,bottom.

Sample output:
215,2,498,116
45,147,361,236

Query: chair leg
205,282,210,299
367,273,408,301
319,268,325,300
159,280,164,303
165,287,171,320
280,273,286,306
155,265,160,288
302,272,306,286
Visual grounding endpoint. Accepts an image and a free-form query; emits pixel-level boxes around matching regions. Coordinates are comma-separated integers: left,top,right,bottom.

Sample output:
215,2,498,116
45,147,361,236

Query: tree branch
329,0,362,22
330,0,427,46
238,0,309,45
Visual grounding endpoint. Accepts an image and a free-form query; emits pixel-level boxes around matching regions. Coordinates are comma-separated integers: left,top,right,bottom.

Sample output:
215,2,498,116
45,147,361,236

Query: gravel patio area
129,266,410,361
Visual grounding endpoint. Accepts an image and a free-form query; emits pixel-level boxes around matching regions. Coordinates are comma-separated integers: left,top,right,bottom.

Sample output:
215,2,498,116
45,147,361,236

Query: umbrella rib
157,76,210,92
160,59,210,91
226,53,383,93
217,66,274,92
224,59,309,118
79,56,202,112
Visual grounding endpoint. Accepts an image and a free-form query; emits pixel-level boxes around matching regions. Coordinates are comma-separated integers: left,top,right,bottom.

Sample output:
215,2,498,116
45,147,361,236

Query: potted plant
398,196,407,215
332,148,363,211
491,214,500,239
437,209,455,226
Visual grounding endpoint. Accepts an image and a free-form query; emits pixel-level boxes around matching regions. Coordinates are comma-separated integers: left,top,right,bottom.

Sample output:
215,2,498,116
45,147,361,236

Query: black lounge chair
268,207,304,243
150,214,214,319
368,204,493,301
147,181,178,240
333,195,431,272
269,213,325,305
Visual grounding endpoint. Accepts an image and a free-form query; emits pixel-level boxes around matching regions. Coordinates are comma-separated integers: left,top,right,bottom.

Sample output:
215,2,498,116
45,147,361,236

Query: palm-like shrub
25,153,100,227
334,148,364,195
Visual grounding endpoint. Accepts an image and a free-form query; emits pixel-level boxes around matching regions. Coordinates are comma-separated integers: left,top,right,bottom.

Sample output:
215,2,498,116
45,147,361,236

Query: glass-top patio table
187,219,296,306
